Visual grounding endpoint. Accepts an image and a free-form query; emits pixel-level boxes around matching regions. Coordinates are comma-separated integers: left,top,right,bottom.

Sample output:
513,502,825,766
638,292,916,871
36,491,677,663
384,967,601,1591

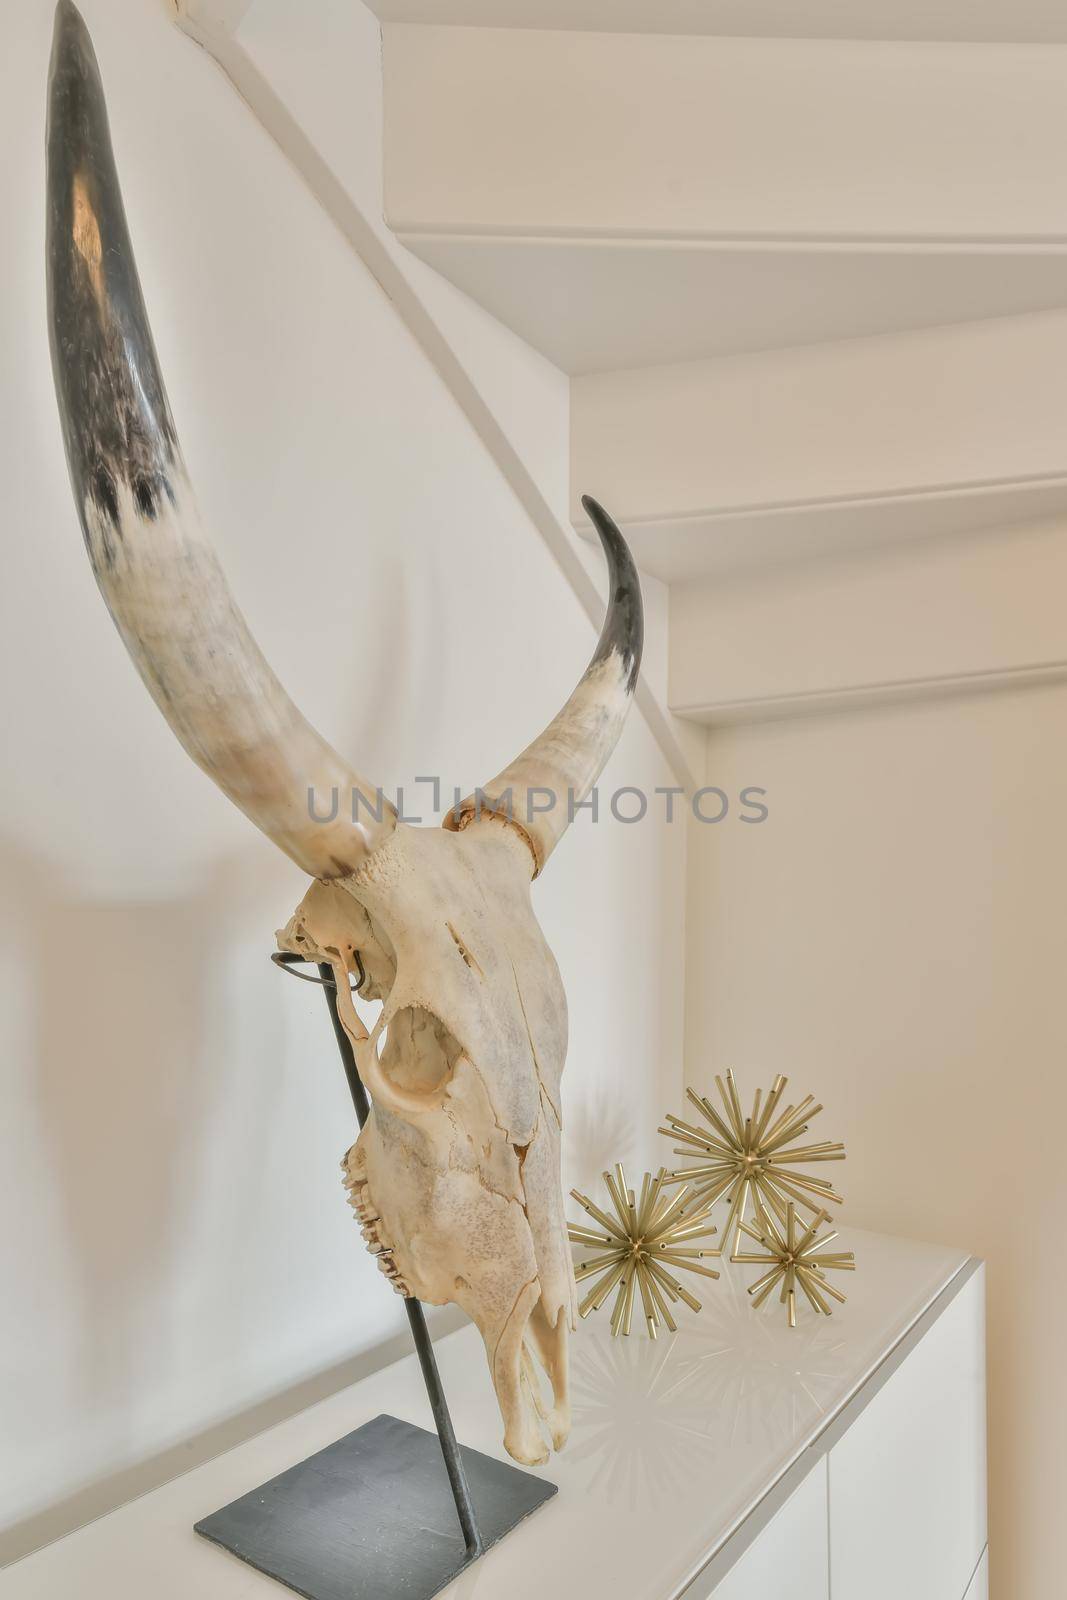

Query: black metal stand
193,953,555,1600
314,955,483,1560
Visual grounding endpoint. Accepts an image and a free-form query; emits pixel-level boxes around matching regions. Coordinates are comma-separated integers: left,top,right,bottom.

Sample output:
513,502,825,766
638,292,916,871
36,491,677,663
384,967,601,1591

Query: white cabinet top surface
1,1228,970,1600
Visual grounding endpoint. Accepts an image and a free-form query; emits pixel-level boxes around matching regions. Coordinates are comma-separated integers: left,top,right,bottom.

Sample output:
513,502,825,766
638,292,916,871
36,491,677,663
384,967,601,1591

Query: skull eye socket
378,1006,462,1098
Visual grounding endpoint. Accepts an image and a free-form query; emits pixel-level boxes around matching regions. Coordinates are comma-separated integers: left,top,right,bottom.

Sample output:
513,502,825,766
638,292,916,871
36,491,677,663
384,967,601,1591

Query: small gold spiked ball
568,1164,721,1338
659,1070,846,1257
733,1200,856,1328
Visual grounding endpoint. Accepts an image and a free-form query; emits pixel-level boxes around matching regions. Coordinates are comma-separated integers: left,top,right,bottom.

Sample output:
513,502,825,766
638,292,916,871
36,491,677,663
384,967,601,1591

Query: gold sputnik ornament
733,1200,855,1328
659,1071,845,1256
569,1165,720,1337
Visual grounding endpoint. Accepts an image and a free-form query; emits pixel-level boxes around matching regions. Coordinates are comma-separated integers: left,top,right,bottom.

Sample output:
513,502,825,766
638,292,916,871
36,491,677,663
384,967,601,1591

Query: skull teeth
343,1172,381,1224
341,1159,412,1298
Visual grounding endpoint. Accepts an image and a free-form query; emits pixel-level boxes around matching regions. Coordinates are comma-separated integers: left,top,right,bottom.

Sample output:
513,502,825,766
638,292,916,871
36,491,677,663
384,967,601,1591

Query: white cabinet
707,1463,829,1600
698,1262,985,1600
965,1550,990,1599
1,1235,984,1600
827,1267,986,1600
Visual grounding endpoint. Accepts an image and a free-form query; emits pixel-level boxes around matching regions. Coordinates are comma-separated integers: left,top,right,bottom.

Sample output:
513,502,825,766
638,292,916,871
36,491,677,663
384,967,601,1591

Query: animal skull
277,821,575,1465
46,1,642,1465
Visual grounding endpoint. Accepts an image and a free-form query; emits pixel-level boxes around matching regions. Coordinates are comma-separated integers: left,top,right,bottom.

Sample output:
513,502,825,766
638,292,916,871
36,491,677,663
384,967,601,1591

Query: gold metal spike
732,1200,855,1328
658,1070,846,1258
568,1165,721,1338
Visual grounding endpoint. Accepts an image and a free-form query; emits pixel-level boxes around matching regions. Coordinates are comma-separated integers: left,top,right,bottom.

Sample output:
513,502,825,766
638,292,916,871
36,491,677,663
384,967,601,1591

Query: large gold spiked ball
568,1164,721,1338
659,1070,846,1257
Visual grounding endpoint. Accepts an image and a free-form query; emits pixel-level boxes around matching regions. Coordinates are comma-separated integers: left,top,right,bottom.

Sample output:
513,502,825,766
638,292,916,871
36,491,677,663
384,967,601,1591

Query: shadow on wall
0,837,248,1554
563,1080,642,1196
0,834,460,1567
34,897,218,1423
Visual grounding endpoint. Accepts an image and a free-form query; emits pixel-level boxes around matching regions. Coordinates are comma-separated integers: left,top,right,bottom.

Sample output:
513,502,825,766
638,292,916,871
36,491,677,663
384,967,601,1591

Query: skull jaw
494,1280,556,1467
522,1297,573,1457
490,1287,573,1466
346,1116,574,1467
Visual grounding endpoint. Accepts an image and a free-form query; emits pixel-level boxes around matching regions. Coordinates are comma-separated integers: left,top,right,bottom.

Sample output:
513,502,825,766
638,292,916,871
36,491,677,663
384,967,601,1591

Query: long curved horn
444,495,643,873
46,1,393,879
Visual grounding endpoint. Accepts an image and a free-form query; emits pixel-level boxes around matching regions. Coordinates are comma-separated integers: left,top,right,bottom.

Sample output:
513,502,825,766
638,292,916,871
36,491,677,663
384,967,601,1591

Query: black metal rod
315,962,485,1560
317,960,372,1126
402,1302,483,1558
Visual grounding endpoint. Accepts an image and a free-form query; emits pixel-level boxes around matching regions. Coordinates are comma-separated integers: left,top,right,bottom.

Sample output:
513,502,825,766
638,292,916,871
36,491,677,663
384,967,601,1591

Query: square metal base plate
194,1412,557,1600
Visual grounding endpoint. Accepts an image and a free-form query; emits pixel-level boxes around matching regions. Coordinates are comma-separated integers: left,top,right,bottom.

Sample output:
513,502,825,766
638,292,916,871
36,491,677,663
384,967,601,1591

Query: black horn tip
54,0,88,36
50,0,93,75
581,493,619,540
581,494,633,574
47,0,179,539
580,494,643,693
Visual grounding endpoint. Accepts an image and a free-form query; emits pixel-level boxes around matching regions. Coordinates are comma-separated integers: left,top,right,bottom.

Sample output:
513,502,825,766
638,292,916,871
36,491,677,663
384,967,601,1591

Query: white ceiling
396,236,1067,374
367,0,1067,44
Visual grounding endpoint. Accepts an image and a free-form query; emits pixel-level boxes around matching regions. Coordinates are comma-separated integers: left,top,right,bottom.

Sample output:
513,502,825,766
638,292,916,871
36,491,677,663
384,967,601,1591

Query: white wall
687,680,1066,1599
0,0,685,1557
669,514,1067,719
